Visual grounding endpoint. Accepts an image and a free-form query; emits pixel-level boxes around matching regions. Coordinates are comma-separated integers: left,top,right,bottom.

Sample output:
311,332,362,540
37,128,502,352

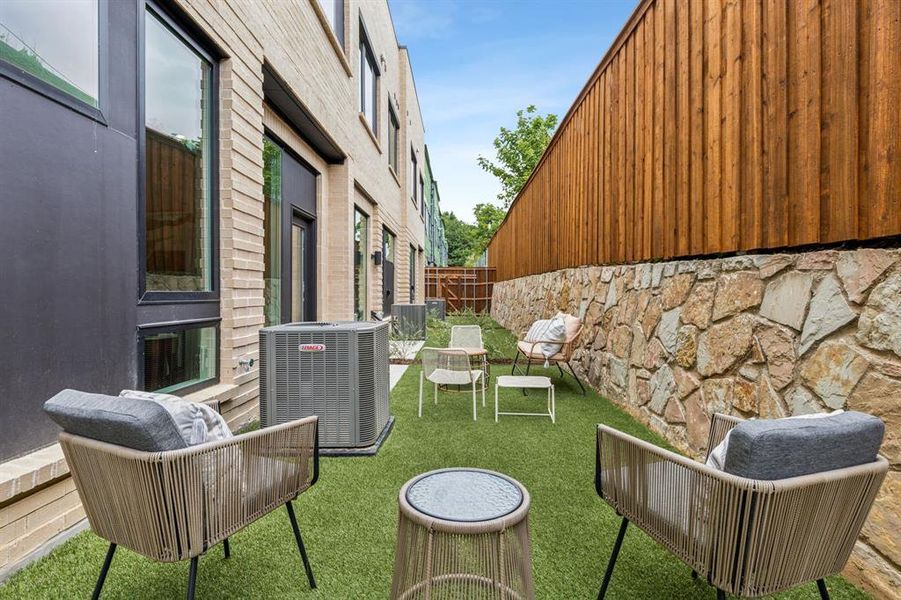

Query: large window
142,325,217,394
140,3,218,396
0,0,99,107
359,24,378,132
263,137,283,327
353,209,369,320
144,6,213,293
388,106,399,173
317,0,344,47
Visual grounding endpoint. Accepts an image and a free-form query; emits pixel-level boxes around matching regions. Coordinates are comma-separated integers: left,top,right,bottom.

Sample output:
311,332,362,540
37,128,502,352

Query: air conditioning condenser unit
259,321,392,455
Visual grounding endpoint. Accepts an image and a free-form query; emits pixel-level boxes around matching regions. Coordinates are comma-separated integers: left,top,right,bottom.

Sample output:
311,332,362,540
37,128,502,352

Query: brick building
0,0,428,575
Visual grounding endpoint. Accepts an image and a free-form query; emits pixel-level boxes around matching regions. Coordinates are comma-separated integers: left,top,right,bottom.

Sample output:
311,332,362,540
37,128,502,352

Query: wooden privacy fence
488,0,900,282
426,267,496,313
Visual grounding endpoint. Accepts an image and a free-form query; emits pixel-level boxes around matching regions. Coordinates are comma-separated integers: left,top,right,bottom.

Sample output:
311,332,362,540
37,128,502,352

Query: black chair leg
223,537,231,558
567,361,587,395
817,579,830,600
286,500,317,589
597,517,629,600
91,543,117,600
511,351,520,375
186,556,198,600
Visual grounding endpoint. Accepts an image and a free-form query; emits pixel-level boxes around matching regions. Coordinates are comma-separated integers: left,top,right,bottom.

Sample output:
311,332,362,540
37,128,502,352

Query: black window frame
138,0,220,310
137,0,221,395
358,17,379,134
388,103,399,173
0,0,109,124
137,318,221,396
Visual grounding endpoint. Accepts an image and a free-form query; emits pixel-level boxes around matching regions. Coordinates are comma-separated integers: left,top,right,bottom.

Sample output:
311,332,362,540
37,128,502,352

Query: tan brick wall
181,0,427,426
0,478,83,571
0,0,426,576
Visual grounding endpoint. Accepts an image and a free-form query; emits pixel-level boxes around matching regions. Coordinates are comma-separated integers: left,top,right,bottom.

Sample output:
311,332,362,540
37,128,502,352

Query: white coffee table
495,375,555,423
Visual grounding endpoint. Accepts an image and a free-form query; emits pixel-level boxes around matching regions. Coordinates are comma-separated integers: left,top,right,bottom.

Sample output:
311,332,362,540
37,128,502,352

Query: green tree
441,211,476,266
469,202,506,262
477,105,558,208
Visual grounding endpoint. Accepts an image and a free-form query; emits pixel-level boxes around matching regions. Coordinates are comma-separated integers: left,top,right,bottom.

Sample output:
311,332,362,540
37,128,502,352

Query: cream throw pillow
524,317,567,361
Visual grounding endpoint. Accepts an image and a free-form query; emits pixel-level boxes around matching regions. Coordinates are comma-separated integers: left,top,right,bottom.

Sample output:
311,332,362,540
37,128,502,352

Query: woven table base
390,469,534,600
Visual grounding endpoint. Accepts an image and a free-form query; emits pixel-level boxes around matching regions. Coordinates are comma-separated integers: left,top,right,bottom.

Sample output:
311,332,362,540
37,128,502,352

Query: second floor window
359,26,378,132
317,0,344,47
388,106,399,172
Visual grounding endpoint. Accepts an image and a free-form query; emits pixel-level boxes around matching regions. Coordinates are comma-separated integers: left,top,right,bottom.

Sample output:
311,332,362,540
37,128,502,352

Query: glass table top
405,469,524,522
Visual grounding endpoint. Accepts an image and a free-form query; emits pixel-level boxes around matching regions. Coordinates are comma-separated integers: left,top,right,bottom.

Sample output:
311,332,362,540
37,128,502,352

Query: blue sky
388,0,636,223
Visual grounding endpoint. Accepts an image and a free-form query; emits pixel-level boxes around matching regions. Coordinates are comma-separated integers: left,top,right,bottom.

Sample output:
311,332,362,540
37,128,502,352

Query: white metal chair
450,324,488,381
419,347,485,420
449,325,483,349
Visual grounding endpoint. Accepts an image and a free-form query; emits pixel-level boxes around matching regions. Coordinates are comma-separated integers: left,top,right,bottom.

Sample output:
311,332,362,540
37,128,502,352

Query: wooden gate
425,267,496,314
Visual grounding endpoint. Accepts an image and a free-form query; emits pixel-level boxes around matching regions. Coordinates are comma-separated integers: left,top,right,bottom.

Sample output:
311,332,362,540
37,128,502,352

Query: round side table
390,468,534,600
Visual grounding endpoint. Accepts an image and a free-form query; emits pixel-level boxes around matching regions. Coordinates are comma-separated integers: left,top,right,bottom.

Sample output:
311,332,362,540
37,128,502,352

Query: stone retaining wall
491,247,900,598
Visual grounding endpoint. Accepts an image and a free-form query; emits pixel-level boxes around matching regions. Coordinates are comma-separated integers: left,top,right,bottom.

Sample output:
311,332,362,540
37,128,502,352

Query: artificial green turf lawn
0,318,869,599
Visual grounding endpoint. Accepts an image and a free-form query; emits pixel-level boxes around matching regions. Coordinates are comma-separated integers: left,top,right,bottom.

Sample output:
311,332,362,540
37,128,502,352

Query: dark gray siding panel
0,3,139,461
282,152,318,217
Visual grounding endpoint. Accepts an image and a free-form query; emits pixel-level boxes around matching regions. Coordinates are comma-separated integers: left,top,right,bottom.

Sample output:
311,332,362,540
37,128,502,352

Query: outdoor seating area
0,316,883,600
2,0,899,596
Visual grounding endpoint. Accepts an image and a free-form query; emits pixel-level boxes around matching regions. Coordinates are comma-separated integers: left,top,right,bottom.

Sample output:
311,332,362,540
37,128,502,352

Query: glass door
291,220,305,321
290,214,314,322
353,209,369,320
382,228,395,315
409,244,416,302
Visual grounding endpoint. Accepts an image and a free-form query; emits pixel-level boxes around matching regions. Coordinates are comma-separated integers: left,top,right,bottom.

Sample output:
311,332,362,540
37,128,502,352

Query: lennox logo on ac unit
298,344,326,352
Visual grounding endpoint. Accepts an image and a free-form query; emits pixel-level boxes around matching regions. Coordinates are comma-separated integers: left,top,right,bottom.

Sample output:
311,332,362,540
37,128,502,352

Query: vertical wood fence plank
486,0,900,282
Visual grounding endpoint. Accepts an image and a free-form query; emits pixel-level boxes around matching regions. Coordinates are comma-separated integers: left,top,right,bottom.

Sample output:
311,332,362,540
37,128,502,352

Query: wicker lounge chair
45,392,320,600
512,313,586,395
594,413,888,599
419,346,486,420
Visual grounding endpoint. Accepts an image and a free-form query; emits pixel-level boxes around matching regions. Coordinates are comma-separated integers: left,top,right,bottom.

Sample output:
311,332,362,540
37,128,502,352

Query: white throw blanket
120,389,232,446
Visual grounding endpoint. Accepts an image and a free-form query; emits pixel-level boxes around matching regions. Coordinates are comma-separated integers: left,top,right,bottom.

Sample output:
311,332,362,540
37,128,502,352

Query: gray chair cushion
44,389,188,452
723,411,884,480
